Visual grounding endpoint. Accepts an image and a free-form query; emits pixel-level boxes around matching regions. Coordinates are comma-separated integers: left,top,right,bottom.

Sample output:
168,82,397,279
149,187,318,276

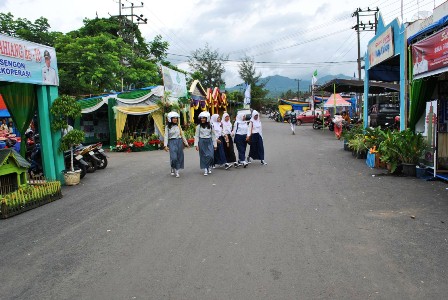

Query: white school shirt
247,121,262,138
194,125,217,147
233,121,248,136
222,122,233,135
164,125,187,146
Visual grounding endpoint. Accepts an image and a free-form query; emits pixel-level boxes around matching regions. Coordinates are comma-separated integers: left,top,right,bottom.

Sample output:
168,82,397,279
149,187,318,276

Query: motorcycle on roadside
64,147,89,179
76,144,101,173
313,115,332,130
90,142,108,169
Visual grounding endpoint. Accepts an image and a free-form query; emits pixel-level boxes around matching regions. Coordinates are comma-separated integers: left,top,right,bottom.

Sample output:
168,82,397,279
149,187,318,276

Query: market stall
188,80,228,123
77,86,165,147
406,3,448,180
0,33,63,181
364,14,406,130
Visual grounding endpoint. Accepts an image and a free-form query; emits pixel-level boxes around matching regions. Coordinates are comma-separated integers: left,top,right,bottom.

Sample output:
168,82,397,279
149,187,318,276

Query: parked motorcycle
313,116,331,130
328,120,334,131
268,111,280,122
90,142,108,169
27,134,43,178
77,144,101,173
384,115,400,130
64,148,88,179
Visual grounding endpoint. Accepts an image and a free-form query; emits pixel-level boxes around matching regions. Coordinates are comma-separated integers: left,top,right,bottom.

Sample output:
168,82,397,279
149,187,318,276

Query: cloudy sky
2,0,445,87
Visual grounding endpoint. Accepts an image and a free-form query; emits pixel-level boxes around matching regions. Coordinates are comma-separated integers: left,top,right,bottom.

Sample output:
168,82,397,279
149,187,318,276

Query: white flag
311,70,318,87
244,83,251,105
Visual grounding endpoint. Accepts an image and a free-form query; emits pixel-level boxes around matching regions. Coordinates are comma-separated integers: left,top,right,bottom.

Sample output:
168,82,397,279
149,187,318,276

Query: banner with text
161,66,187,98
412,28,448,77
0,34,59,86
368,27,394,68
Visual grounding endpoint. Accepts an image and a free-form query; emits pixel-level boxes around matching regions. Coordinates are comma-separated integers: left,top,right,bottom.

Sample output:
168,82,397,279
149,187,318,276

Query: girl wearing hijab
194,111,217,176
164,111,188,178
211,114,231,170
233,111,249,168
221,112,238,168
246,110,267,165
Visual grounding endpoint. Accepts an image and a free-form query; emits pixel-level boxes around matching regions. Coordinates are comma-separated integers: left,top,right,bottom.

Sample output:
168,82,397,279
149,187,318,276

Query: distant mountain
227,74,354,98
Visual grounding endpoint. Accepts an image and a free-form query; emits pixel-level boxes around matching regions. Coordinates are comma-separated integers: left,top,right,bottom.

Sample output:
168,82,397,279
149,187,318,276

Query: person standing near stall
247,110,267,165
221,112,238,168
164,111,189,178
194,111,217,176
233,112,249,168
0,118,8,131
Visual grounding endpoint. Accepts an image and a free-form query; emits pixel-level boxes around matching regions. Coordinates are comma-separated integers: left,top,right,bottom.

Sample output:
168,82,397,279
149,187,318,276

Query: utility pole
352,7,379,80
121,1,146,50
113,1,148,45
112,1,148,91
295,79,301,100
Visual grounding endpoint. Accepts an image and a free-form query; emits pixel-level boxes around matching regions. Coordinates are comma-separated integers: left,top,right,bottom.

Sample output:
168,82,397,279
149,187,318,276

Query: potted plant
148,133,161,150
50,95,85,185
364,126,386,168
378,130,401,174
342,123,363,151
395,129,426,176
183,123,196,147
348,134,367,159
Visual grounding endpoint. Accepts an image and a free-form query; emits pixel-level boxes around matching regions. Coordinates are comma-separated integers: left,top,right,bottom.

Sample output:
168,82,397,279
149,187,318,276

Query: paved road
1,117,447,299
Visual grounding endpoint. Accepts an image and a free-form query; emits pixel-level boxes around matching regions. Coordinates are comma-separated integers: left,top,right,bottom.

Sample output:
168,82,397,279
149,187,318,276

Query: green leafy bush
50,95,85,172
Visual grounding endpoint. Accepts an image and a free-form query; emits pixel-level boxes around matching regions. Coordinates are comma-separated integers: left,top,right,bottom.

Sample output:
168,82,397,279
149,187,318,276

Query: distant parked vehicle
369,103,400,128
297,109,330,125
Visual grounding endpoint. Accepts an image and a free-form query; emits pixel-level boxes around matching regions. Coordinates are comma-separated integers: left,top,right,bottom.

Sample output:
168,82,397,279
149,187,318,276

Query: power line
250,28,351,57
228,14,352,56
141,6,192,55
167,52,355,65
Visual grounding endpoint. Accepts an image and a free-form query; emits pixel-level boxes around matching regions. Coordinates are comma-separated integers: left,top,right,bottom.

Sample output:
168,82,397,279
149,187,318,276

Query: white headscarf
198,111,210,122
235,112,244,123
250,110,261,127
221,112,232,134
210,114,222,135
167,111,180,123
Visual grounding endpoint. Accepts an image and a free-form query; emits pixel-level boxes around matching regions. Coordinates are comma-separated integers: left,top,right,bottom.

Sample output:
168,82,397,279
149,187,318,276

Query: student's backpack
290,112,297,123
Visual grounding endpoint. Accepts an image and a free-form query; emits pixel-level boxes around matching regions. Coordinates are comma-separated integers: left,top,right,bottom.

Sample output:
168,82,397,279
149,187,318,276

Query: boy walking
289,109,297,135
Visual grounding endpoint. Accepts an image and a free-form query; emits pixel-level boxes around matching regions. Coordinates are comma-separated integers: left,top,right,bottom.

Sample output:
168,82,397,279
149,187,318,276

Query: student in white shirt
233,112,249,167
246,110,267,165
194,111,217,176
164,111,188,178
211,114,231,170
221,112,238,168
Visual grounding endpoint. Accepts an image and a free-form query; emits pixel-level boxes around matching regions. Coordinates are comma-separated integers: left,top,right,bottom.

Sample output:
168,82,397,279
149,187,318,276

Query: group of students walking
164,110,267,177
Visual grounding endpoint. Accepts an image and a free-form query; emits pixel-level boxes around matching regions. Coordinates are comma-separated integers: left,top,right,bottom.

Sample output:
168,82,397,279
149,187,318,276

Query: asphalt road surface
1,117,448,300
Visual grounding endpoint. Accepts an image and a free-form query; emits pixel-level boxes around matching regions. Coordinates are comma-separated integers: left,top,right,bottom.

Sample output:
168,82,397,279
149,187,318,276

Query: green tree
56,33,159,95
149,34,169,62
237,56,269,111
188,43,227,88
0,13,58,46
280,89,296,100
55,18,161,95
238,55,262,86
